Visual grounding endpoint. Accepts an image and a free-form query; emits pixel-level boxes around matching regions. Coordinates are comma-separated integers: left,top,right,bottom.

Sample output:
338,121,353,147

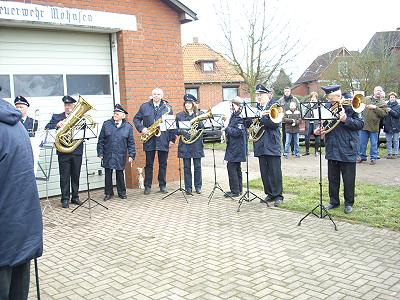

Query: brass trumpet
338,94,365,113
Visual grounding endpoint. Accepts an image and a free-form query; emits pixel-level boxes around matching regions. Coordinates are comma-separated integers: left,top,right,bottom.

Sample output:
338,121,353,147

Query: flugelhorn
181,108,213,144
248,103,283,142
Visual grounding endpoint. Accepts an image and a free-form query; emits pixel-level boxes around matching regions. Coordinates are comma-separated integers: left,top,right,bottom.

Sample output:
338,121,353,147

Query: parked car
202,114,223,142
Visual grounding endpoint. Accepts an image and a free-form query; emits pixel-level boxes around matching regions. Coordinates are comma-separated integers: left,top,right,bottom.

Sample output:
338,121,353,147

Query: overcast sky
180,0,400,82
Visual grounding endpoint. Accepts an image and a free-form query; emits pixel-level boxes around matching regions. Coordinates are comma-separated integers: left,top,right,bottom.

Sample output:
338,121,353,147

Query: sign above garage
0,1,137,32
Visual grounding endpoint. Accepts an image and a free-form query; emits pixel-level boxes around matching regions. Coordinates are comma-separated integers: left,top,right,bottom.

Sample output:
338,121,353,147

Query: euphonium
140,105,171,143
248,103,283,142
54,95,95,153
182,108,213,144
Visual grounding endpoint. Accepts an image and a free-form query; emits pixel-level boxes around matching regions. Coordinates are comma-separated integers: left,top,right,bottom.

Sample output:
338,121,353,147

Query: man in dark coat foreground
0,96,43,300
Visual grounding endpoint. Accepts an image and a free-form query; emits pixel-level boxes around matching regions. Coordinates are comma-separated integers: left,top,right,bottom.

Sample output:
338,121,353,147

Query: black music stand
208,115,229,204
35,131,61,223
298,100,338,230
71,125,108,217
237,101,264,212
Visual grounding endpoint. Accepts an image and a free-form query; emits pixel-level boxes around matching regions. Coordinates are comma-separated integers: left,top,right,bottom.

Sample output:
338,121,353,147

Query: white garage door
0,27,116,199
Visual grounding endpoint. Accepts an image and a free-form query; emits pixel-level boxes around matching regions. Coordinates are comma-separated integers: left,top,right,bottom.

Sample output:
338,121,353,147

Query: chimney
397,27,400,31
193,37,199,44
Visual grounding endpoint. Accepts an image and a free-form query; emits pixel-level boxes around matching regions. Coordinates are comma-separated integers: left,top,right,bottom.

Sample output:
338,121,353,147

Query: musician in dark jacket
133,88,175,195
175,94,205,194
224,96,247,198
382,92,400,159
0,97,43,300
14,95,38,137
45,95,83,208
253,84,284,207
315,85,364,214
97,104,136,200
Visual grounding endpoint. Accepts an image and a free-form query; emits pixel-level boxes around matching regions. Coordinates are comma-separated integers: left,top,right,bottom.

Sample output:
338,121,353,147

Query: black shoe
303,152,310,156
274,199,283,207
326,204,339,210
260,196,274,204
61,201,69,208
344,206,353,214
160,187,168,194
224,192,240,198
119,195,127,199
71,199,82,205
104,195,113,201
144,187,151,195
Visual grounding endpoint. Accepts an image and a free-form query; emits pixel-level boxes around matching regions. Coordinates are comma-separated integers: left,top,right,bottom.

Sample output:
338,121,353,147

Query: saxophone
54,95,95,153
140,104,171,143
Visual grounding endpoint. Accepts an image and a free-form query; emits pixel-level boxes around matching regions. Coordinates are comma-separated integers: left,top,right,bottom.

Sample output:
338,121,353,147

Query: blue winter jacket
253,100,282,157
0,98,43,268
21,116,38,137
224,110,247,162
133,100,175,151
175,111,205,159
97,118,136,170
382,101,400,133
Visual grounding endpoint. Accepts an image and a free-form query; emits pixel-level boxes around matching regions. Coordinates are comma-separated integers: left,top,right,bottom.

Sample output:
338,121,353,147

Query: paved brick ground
29,154,400,299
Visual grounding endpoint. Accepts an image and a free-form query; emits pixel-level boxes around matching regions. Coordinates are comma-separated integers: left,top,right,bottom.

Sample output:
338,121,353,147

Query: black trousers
58,154,82,202
104,168,126,197
282,126,294,153
327,160,356,207
227,161,243,194
258,155,283,200
0,261,30,300
144,150,168,188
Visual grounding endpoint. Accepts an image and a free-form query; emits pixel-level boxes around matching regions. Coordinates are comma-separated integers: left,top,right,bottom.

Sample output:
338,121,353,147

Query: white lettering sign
0,1,137,31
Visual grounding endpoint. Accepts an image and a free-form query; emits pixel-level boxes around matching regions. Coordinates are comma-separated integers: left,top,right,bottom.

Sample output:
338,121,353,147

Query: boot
303,142,310,156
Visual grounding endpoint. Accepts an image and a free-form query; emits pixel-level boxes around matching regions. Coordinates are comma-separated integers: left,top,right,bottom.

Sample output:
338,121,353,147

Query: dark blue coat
224,111,247,162
382,101,400,133
97,119,136,170
133,100,175,152
0,98,43,268
21,116,38,137
253,100,282,157
324,105,364,162
176,111,205,159
45,112,84,155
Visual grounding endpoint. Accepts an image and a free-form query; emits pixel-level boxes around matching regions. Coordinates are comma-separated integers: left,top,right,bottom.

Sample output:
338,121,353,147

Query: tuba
248,103,283,142
181,108,213,144
54,95,95,153
320,94,365,134
140,104,171,143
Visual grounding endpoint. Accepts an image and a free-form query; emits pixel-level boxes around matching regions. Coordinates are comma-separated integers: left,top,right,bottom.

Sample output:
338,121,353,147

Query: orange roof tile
182,42,244,84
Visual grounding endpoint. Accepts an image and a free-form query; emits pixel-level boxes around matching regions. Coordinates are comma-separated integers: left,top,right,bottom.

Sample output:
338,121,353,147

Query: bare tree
214,0,301,100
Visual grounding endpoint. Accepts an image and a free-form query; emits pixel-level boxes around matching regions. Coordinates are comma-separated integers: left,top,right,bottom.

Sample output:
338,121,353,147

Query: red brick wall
292,82,322,97
27,0,185,188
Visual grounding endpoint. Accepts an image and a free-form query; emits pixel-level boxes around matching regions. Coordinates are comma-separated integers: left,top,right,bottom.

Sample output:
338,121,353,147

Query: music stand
35,131,61,223
208,115,230,204
298,101,338,230
237,101,264,212
71,124,108,217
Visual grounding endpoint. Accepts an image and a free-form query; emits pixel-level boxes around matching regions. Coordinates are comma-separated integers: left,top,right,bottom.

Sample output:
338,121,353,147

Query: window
185,88,199,101
14,75,63,97
0,75,11,98
203,62,214,72
223,87,239,101
67,75,111,95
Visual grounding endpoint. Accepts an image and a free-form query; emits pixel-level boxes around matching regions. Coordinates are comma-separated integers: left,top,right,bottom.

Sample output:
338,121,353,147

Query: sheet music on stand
160,115,176,131
300,101,337,121
72,124,98,139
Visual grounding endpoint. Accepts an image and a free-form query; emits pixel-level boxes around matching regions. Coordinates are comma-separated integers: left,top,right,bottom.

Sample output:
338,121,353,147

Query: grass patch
249,176,400,230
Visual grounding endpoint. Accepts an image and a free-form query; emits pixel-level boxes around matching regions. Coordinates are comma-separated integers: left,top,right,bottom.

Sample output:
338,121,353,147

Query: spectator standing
303,92,321,156
283,101,301,158
382,92,400,159
279,87,300,153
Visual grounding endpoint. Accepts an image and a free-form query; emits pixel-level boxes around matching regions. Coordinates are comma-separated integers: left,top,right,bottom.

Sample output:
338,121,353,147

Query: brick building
0,0,197,196
182,38,249,110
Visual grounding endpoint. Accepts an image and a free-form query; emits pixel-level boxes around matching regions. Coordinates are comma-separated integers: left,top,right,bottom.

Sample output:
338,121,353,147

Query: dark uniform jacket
0,98,43,268
45,112,84,155
97,118,136,170
224,110,247,162
133,100,175,152
324,105,364,162
382,101,400,133
253,100,281,157
176,111,205,159
21,116,38,137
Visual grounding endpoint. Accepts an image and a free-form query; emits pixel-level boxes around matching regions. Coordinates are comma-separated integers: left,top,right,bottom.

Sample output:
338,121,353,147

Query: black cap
255,84,271,93
14,95,30,107
321,85,341,95
62,95,77,104
183,94,197,102
114,103,128,114
341,92,352,100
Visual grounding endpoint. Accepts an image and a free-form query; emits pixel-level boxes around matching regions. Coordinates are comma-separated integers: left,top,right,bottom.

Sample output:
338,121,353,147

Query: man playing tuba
45,95,83,209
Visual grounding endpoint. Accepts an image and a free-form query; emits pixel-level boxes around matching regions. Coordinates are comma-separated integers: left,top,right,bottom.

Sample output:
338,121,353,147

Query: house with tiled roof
182,38,249,109
292,47,356,97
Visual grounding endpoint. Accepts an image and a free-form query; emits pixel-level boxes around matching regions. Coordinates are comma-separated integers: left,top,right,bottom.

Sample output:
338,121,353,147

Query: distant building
182,38,249,109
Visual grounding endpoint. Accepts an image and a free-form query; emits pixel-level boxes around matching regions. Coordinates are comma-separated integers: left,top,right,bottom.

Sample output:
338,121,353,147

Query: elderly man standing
357,86,388,165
